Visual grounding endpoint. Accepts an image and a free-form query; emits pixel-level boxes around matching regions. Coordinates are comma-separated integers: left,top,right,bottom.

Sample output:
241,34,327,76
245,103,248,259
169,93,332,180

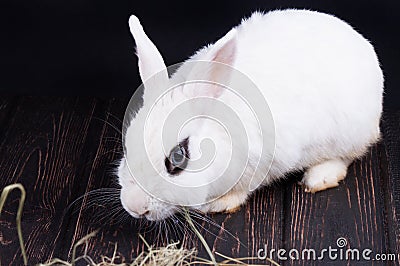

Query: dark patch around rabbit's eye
165,137,190,176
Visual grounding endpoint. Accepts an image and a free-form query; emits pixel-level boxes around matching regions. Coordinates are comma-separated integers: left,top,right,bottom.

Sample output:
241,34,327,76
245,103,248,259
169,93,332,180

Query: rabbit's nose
121,185,149,216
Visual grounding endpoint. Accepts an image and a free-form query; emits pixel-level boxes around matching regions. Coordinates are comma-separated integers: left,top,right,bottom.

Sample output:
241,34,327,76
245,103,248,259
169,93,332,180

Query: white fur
119,9,383,220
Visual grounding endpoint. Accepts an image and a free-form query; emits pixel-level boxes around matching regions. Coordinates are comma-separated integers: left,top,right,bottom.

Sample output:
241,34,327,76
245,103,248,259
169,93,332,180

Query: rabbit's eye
170,146,186,166
165,137,189,175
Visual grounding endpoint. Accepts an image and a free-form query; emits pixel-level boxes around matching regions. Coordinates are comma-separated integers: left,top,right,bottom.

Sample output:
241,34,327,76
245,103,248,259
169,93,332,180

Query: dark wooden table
0,96,399,265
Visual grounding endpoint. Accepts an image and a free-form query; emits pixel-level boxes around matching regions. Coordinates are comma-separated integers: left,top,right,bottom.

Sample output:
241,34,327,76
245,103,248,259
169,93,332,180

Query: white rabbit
118,9,383,221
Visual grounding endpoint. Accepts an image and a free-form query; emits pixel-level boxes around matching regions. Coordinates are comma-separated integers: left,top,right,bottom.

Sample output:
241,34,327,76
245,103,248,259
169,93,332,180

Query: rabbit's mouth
120,184,176,221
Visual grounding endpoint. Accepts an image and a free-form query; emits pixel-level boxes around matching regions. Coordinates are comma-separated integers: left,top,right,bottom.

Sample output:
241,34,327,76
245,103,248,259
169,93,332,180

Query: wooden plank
184,186,285,264
56,97,131,261
67,185,285,264
0,96,397,266
0,97,98,265
284,144,390,265
381,111,400,265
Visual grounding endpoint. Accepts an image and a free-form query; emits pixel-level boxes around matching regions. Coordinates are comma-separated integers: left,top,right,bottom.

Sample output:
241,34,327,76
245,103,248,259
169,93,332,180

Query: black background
0,0,399,110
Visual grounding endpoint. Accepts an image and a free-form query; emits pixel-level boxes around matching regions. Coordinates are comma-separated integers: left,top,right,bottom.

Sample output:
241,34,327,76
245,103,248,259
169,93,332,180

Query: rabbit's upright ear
208,28,237,67
186,28,237,98
129,15,168,101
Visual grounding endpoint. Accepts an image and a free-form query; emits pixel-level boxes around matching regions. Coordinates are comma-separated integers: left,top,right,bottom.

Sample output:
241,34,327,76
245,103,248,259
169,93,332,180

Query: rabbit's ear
129,15,168,98
208,28,237,67
187,28,237,98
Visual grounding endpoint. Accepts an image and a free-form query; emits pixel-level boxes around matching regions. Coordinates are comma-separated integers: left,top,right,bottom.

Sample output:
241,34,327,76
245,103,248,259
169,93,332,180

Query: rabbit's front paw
208,191,248,214
300,159,349,193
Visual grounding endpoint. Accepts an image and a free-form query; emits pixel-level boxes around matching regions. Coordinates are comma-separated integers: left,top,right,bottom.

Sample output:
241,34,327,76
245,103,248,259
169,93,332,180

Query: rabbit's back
219,10,383,175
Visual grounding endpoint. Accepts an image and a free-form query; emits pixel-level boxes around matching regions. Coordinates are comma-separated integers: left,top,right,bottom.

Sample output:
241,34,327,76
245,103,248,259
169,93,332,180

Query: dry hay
0,184,279,266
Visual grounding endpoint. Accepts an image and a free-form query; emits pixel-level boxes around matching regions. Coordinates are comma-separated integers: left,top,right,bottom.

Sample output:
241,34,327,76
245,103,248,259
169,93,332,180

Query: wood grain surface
0,97,398,266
